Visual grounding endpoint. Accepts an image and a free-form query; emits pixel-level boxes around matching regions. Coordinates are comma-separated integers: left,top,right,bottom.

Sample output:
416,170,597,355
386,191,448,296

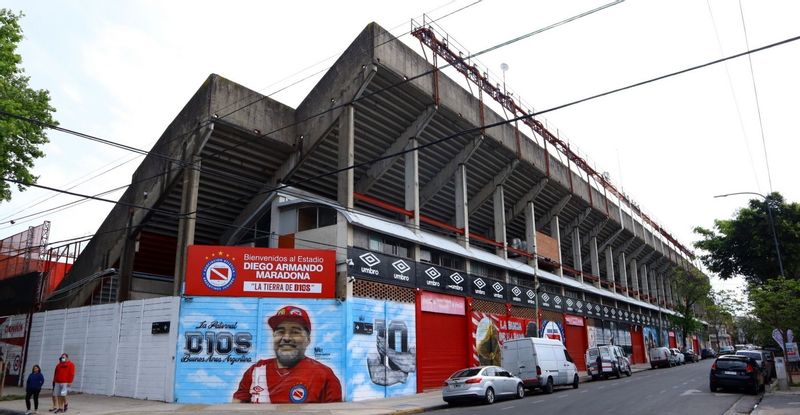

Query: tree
694,192,799,284
668,266,711,344
0,9,56,202
703,289,739,349
749,277,800,349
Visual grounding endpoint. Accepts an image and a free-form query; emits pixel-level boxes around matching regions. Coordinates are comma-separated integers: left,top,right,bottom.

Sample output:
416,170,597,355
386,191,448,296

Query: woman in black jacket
25,364,45,414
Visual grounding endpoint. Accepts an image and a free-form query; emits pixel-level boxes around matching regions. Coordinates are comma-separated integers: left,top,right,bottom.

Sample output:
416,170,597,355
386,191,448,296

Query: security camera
348,276,356,284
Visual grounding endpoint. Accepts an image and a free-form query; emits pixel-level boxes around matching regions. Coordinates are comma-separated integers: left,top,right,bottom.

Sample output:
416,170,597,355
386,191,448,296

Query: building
19,22,707,401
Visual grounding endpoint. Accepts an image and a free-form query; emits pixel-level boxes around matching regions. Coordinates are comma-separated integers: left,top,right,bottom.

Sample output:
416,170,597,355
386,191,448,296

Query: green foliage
669,267,710,338
749,277,800,347
694,193,800,284
0,9,57,202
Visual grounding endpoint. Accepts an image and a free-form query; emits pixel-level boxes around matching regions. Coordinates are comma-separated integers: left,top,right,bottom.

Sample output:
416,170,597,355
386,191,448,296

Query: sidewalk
752,384,800,415
0,364,653,415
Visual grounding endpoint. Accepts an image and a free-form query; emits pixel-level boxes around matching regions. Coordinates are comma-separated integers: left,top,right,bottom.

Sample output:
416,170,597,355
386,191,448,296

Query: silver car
442,365,525,405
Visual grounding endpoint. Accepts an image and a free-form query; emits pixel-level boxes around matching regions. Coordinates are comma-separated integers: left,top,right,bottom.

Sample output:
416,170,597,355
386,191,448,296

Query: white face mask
60,357,66,362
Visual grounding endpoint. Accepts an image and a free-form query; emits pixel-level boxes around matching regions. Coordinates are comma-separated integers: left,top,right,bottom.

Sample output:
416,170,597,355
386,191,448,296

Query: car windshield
716,359,747,370
451,368,481,378
736,351,762,361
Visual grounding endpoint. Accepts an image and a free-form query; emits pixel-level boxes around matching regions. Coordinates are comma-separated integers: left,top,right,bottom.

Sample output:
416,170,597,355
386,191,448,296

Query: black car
682,349,699,363
710,355,764,395
701,348,717,359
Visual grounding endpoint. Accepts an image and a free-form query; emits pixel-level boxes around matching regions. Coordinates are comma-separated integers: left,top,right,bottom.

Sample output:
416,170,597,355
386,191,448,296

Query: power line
738,0,774,193
704,0,761,193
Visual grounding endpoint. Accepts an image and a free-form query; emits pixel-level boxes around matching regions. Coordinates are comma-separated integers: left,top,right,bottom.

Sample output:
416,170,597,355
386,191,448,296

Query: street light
714,191,785,277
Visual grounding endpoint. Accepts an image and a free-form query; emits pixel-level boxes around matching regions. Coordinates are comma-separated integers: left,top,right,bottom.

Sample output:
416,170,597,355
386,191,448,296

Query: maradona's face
272,321,309,368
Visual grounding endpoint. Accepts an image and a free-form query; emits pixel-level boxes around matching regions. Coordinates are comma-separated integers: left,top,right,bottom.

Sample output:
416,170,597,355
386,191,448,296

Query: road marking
599,385,606,389
680,389,702,396
787,402,800,405
580,390,588,393
660,390,666,394
501,405,516,410
531,400,544,404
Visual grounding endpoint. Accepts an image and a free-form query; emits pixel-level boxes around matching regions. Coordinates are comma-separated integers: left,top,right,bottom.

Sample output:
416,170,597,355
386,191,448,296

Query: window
353,228,410,258
420,248,465,271
297,206,337,231
564,350,574,363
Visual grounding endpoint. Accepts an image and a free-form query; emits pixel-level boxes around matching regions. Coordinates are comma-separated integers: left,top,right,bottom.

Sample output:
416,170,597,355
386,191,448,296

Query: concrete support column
639,264,649,302
572,227,583,282
524,201,537,267
173,155,201,296
268,193,288,248
493,185,507,259
590,236,600,281
337,105,355,300
659,274,667,306
338,105,355,209
605,246,615,292
551,216,563,277
630,258,639,298
618,252,628,293
455,164,469,247
404,136,420,228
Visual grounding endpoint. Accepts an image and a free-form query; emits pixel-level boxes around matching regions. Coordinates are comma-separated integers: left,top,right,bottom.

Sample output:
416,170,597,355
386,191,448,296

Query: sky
2,0,798,299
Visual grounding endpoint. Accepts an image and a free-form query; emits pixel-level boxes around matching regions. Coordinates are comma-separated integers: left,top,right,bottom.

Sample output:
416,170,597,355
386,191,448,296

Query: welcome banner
185,246,336,298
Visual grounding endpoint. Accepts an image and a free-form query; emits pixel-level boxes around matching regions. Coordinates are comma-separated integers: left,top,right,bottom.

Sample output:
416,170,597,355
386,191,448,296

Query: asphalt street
436,359,763,415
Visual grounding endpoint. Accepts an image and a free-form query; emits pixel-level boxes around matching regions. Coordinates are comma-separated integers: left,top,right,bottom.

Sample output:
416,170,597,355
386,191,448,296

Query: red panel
631,327,645,364
669,332,677,348
184,245,335,298
418,311,468,390
565,317,588,371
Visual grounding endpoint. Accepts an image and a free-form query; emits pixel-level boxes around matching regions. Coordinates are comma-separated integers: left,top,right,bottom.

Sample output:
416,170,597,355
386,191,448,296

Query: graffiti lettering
184,331,252,356
367,319,416,386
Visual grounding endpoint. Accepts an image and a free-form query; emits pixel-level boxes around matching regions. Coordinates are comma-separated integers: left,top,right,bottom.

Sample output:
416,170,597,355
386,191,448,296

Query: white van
501,337,579,393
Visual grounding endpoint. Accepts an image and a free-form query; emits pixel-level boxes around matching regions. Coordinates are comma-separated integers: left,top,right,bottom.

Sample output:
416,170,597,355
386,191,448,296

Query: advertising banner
786,342,799,362
347,248,416,288
185,246,336,298
346,298,416,401
507,283,537,308
0,314,27,382
643,326,660,350
415,263,467,296
469,276,507,302
471,312,536,366
175,297,345,404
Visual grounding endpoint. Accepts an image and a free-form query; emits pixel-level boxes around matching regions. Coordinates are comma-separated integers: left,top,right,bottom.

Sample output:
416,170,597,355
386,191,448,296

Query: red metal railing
410,24,693,259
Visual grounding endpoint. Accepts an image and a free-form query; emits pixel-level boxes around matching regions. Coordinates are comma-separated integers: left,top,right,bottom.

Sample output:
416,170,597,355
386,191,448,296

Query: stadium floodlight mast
714,191,785,277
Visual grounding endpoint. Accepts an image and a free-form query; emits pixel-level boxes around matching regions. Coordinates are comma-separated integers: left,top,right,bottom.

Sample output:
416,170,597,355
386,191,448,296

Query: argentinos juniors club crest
202,254,237,291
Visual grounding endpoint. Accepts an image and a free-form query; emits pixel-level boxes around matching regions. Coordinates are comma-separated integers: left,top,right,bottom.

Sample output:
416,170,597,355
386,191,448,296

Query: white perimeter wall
24,297,179,402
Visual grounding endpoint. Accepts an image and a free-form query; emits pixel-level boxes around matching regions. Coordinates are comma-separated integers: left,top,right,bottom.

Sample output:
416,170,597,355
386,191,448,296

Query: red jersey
233,357,342,403
53,361,75,384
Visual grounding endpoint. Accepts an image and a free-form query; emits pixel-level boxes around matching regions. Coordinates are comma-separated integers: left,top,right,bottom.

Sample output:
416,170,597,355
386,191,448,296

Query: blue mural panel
345,298,416,401
175,297,344,404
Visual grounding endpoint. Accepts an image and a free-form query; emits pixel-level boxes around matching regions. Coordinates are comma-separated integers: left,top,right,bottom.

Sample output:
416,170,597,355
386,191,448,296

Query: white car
670,348,685,365
442,366,525,405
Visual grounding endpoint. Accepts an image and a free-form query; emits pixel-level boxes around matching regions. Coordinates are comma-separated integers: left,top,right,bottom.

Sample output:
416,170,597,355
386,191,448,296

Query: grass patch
0,394,24,401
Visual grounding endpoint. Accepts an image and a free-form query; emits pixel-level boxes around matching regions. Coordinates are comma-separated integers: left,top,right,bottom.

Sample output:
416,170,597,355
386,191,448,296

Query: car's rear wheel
709,382,717,392
516,383,525,399
572,374,579,389
484,387,495,404
543,377,554,394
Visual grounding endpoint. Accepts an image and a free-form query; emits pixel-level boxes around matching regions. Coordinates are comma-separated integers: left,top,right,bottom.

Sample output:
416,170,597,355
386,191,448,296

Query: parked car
709,355,764,395
586,345,632,380
649,347,673,369
719,345,736,355
735,350,770,380
442,366,525,405
670,348,685,365
682,349,699,363
502,337,579,393
701,348,717,359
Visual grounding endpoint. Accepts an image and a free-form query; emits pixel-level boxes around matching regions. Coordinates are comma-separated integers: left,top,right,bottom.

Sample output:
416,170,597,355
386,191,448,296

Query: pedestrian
25,364,45,414
52,354,75,413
